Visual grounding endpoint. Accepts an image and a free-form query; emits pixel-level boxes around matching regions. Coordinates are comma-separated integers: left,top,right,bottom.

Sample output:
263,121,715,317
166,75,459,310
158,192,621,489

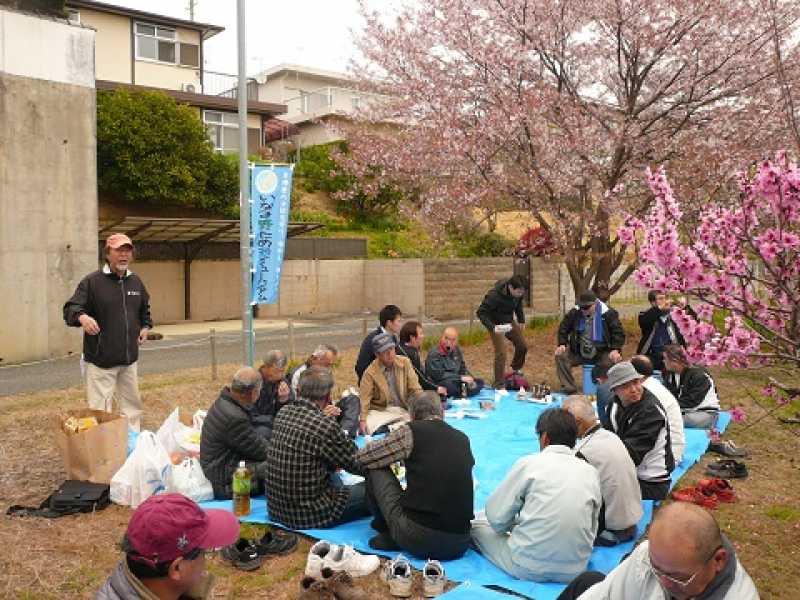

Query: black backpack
6,480,110,518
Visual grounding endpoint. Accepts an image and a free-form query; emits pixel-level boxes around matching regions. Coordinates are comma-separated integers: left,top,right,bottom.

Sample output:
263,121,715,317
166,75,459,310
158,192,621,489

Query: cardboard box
56,409,128,484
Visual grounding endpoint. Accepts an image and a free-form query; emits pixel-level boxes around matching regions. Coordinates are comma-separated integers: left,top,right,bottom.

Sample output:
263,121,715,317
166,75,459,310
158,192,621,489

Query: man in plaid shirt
263,366,369,529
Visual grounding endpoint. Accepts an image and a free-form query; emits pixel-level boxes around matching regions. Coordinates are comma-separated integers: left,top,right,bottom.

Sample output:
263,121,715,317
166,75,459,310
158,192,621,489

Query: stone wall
423,258,515,320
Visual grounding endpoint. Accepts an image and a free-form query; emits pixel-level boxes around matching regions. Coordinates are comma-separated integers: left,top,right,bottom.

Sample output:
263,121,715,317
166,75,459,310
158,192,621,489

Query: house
254,63,385,147
65,0,287,154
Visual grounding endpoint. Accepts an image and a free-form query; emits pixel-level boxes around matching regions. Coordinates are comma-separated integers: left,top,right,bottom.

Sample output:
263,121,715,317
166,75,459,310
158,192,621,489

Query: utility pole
188,0,196,21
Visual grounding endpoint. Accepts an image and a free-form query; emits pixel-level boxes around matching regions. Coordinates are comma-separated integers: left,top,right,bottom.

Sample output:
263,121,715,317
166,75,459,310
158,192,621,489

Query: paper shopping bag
55,409,128,484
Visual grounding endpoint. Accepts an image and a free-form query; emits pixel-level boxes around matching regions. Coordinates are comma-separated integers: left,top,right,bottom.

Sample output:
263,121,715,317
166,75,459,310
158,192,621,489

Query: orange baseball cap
106,233,134,249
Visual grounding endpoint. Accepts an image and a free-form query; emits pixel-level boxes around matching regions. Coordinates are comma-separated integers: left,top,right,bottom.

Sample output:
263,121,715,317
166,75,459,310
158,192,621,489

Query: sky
117,0,398,77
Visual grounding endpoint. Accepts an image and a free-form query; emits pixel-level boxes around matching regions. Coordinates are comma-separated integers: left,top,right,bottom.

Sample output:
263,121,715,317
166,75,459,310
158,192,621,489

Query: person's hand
138,327,149,345
277,381,290,403
323,404,341,418
461,375,474,384
437,386,447,396
609,350,622,363
555,344,567,356
78,314,100,335
359,419,368,435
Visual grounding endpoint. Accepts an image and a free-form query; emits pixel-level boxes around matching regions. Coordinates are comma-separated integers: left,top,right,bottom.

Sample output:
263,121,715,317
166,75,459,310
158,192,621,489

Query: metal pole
210,328,218,381
237,0,254,366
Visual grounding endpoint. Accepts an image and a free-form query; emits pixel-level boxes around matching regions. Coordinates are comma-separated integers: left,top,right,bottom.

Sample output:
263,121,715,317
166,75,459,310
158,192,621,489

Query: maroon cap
106,233,134,249
126,494,239,566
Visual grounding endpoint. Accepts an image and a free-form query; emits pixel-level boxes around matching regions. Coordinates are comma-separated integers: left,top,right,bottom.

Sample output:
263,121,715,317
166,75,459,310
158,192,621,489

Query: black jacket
636,306,684,354
557,304,625,355
664,367,718,411
425,346,471,386
397,343,437,390
63,267,152,368
355,326,398,383
248,377,295,438
477,278,525,330
200,387,270,499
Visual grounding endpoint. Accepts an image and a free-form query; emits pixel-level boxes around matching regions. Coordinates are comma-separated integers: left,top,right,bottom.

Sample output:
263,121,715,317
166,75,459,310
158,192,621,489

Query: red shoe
671,486,719,509
697,478,736,503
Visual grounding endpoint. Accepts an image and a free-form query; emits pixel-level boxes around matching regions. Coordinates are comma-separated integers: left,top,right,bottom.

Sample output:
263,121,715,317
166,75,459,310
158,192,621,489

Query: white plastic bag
110,430,171,508
165,457,214,503
192,410,207,431
156,408,201,455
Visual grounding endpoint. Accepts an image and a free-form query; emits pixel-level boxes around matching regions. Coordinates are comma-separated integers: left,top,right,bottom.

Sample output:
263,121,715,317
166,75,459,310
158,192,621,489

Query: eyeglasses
648,544,722,588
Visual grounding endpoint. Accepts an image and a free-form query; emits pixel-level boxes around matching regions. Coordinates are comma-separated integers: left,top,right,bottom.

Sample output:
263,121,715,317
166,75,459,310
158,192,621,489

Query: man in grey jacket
556,502,759,600
471,408,602,582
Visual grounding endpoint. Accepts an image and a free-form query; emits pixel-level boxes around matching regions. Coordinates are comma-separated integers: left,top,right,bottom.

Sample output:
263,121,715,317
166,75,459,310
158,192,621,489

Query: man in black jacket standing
355,305,403,383
63,234,152,431
200,367,270,499
555,291,625,394
637,290,684,372
477,276,528,388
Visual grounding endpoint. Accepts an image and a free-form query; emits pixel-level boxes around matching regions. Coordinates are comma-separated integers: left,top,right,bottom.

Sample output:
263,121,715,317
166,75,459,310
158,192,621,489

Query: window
66,8,80,24
135,22,177,63
203,111,239,153
351,96,362,111
179,43,199,68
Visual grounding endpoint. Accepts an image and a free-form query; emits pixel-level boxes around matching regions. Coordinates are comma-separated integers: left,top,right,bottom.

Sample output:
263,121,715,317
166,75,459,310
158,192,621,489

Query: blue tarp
201,389,730,599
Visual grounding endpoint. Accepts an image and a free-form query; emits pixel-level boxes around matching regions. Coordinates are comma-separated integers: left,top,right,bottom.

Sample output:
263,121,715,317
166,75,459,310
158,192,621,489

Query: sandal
697,478,736,503
705,459,748,479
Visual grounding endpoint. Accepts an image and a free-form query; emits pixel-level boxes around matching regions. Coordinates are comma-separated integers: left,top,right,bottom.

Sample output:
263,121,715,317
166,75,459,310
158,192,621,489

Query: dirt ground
1,319,798,599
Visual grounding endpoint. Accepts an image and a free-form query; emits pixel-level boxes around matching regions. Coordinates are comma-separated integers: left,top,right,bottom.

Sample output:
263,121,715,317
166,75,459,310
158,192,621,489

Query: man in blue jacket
64,234,152,431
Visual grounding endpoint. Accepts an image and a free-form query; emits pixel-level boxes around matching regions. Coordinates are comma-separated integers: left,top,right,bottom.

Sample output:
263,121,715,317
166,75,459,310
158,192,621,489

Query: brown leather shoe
321,569,368,600
298,575,335,600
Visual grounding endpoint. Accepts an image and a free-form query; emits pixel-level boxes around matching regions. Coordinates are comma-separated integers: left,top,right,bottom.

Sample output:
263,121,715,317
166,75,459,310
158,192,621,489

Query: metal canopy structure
98,217,322,320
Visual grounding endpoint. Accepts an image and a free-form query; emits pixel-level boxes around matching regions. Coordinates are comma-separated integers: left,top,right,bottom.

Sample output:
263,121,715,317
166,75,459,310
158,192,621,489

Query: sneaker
322,568,368,600
305,541,334,578
706,459,748,479
708,440,748,458
697,478,736,503
671,486,719,509
385,555,413,598
298,574,336,600
255,528,298,556
422,559,446,597
220,538,264,571
324,544,380,577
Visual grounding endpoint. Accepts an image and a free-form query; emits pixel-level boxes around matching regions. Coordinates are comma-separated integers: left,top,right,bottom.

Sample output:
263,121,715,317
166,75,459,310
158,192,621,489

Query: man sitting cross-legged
563,395,643,547
425,327,485,398
359,332,422,434
556,502,759,600
471,408,602,583
356,391,475,560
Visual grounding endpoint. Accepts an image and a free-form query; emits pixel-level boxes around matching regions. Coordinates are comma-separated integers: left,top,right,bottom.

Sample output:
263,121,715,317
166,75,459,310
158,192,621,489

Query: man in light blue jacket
471,408,602,582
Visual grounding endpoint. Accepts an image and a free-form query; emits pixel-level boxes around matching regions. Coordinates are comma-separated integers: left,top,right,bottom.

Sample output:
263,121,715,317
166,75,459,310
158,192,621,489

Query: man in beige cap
64,234,152,430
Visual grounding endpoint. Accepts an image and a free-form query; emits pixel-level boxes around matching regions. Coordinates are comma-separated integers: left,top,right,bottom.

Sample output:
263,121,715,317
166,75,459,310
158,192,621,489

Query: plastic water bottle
232,461,251,517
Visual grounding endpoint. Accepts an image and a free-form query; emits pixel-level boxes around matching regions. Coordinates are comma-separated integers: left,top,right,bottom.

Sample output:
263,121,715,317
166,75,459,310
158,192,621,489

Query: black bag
6,480,110,518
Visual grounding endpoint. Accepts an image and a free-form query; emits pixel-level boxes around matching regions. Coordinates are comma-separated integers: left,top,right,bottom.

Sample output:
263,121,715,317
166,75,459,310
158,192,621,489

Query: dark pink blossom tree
340,0,799,296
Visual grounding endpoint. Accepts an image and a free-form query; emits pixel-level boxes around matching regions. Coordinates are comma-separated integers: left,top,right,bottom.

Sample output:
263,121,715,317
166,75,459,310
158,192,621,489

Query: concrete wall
423,258,515,320
0,9,97,364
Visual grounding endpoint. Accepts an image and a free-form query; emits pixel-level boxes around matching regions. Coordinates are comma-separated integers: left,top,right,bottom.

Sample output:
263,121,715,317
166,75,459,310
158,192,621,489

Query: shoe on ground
594,524,637,547
256,528,298,556
220,538,264,571
369,532,401,552
306,541,380,578
422,559,446,597
706,459,748,479
298,573,336,600
708,440,748,458
671,486,719,509
321,567,368,600
305,541,334,578
385,554,413,598
697,477,736,503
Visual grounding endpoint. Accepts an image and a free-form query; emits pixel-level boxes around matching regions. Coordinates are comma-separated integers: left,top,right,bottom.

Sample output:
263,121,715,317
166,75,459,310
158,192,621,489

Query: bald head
230,366,262,404
441,327,459,352
650,502,722,561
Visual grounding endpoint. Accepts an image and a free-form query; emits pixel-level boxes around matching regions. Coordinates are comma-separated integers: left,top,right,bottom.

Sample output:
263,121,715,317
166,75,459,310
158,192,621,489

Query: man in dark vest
356,391,475,560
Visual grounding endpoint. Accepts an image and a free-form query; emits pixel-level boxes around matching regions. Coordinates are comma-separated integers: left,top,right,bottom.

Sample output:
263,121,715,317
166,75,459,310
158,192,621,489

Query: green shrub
526,315,560,331
454,232,514,257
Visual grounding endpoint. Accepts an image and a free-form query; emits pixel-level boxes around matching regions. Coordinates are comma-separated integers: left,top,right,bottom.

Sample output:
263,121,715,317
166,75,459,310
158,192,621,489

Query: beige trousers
86,361,142,431
365,407,409,434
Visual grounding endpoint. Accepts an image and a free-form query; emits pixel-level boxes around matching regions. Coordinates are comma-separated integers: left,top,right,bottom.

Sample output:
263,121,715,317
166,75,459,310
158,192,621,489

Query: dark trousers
328,480,370,527
365,468,471,560
556,350,609,394
489,322,528,387
337,394,361,438
441,378,485,398
556,571,606,600
647,349,666,372
639,478,670,501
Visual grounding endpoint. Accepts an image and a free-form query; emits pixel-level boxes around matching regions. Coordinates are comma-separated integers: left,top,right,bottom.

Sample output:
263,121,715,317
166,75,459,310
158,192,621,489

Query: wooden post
362,318,368,336
469,305,475,333
210,328,218,381
288,318,295,361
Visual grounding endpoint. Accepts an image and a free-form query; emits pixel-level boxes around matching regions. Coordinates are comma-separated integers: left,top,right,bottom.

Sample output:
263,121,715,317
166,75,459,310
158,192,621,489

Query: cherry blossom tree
619,153,800,406
340,0,799,296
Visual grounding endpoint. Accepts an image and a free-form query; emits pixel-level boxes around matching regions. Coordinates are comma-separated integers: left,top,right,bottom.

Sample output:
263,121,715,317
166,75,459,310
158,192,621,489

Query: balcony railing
202,70,259,100
283,86,379,119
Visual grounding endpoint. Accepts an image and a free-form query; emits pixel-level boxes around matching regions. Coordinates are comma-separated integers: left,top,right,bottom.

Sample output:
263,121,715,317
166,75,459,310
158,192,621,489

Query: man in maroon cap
96,493,240,599
64,233,152,430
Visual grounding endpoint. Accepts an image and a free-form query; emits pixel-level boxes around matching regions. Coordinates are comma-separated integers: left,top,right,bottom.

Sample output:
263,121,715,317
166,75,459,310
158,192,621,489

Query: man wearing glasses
556,502,759,599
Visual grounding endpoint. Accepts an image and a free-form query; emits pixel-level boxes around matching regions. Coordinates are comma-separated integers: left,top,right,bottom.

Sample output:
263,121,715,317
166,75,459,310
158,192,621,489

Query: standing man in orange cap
64,233,152,431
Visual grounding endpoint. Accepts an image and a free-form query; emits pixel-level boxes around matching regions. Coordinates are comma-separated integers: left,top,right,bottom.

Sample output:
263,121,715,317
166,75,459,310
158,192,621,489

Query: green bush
97,89,238,215
455,231,514,257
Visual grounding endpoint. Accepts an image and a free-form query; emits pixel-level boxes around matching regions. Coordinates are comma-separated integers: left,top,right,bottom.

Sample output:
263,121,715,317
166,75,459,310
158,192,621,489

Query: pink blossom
731,407,747,423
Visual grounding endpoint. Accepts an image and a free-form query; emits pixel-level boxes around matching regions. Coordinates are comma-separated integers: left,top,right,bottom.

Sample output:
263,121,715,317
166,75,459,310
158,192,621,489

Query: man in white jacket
471,408,602,582
631,355,686,465
555,502,759,600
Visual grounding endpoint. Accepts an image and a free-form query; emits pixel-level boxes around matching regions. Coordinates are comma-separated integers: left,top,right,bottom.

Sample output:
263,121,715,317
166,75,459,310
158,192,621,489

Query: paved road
0,317,469,397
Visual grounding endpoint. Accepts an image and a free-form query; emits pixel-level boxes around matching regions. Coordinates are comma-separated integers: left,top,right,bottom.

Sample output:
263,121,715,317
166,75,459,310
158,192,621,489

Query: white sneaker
305,540,333,579
385,554,413,597
324,544,380,577
422,559,446,597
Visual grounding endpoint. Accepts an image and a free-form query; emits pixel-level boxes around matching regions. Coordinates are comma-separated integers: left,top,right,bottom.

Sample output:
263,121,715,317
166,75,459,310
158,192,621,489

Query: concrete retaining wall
423,258,515,320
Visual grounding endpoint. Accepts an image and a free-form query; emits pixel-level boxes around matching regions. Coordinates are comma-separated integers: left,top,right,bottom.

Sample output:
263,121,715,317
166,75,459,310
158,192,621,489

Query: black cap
578,291,597,308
